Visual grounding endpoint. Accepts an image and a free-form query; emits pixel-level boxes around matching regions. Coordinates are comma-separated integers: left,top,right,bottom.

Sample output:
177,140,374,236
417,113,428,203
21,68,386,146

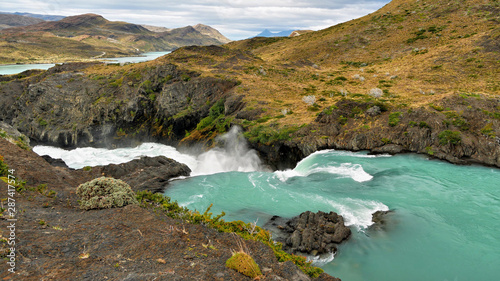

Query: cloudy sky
0,0,391,40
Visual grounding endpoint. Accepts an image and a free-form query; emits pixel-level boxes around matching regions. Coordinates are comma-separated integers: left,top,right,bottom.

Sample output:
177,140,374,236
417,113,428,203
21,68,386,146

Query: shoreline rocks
264,211,351,256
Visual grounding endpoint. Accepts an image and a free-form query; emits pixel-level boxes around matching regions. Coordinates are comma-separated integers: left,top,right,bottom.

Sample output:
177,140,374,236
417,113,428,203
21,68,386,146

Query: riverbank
0,137,344,280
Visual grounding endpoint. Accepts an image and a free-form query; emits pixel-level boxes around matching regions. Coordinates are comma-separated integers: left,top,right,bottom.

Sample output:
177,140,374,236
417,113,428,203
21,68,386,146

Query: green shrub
226,251,262,278
76,177,138,210
480,123,495,138
197,116,215,131
244,125,299,144
209,99,225,118
195,99,232,134
38,118,48,126
338,115,348,125
135,191,323,278
419,121,430,128
429,103,444,111
438,130,461,145
388,112,402,127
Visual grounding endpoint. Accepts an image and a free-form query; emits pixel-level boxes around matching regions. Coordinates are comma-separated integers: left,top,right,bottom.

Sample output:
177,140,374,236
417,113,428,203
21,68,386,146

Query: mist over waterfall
192,126,262,175
32,126,262,176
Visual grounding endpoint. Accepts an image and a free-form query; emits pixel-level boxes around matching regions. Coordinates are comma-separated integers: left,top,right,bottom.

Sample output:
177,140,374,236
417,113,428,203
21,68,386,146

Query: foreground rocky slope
0,138,341,280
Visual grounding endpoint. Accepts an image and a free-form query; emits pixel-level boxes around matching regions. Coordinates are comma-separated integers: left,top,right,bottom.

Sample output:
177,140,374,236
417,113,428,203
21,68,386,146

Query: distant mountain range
0,13,231,64
1,12,65,21
253,29,295,38
0,13,45,29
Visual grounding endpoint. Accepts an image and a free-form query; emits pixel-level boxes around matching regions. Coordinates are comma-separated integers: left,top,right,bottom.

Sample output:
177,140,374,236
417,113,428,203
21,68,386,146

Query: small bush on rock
226,251,262,278
76,177,138,210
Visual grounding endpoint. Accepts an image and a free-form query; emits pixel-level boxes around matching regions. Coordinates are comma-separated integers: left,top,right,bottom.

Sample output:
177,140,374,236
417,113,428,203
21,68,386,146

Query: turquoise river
34,130,500,281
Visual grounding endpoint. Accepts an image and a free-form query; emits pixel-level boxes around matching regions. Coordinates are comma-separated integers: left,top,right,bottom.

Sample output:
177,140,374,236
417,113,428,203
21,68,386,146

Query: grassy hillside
157,0,499,134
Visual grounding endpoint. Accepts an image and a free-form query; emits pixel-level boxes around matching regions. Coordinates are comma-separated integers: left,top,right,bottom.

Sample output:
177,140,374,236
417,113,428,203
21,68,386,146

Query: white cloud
0,0,390,40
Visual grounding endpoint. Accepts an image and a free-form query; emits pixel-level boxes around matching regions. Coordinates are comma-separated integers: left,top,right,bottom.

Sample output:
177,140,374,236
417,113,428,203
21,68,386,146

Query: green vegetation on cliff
136,191,325,277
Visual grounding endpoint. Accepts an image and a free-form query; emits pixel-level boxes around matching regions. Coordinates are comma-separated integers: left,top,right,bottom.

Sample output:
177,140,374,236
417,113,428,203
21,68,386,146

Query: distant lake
102,51,171,64
0,51,171,75
0,64,55,75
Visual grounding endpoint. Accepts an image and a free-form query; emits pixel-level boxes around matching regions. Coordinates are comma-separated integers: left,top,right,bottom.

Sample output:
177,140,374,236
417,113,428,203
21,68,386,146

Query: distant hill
254,29,295,38
193,24,231,44
0,13,230,64
141,24,172,33
8,12,65,21
142,24,231,44
0,13,44,30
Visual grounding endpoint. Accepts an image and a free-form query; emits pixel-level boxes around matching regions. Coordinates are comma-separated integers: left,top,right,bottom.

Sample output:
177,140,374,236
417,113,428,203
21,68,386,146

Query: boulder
91,156,191,193
370,210,395,231
41,155,71,169
264,211,351,256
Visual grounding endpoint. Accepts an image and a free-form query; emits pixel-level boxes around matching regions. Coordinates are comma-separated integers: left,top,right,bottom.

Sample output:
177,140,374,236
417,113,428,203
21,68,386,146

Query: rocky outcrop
0,121,30,146
0,62,237,149
264,211,351,256
90,156,191,193
41,155,71,169
253,96,500,169
370,210,395,231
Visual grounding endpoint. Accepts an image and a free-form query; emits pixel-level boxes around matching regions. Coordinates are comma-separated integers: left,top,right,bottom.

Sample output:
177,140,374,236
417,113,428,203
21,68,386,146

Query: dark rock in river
91,156,191,193
370,210,395,231
264,211,351,256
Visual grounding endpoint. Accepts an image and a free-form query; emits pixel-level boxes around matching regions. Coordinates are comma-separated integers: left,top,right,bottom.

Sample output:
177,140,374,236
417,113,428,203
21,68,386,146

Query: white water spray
191,126,262,175
33,126,262,176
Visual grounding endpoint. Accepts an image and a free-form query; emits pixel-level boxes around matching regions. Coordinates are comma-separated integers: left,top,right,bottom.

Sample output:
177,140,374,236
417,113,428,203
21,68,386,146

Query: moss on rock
225,251,262,278
76,177,138,210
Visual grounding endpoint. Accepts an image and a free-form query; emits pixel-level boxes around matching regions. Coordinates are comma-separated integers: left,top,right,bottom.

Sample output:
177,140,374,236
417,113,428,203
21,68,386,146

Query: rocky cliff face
254,97,500,169
0,62,237,148
0,59,498,169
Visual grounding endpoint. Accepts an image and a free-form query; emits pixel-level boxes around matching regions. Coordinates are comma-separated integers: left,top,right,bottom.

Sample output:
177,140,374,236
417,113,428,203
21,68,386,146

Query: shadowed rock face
40,154,192,193
92,156,191,193
0,62,237,149
264,211,351,256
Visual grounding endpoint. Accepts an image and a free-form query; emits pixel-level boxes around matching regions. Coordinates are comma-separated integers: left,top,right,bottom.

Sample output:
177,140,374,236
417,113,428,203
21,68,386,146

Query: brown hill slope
156,0,499,166
193,24,232,44
0,13,44,30
0,14,229,64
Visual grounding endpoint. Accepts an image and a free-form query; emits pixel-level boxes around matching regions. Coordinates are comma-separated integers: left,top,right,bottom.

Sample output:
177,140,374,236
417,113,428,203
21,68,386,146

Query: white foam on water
331,150,392,158
307,252,336,266
181,194,204,208
303,194,389,230
308,163,373,182
274,162,373,183
33,143,197,170
273,149,375,183
33,127,262,176
274,169,303,182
